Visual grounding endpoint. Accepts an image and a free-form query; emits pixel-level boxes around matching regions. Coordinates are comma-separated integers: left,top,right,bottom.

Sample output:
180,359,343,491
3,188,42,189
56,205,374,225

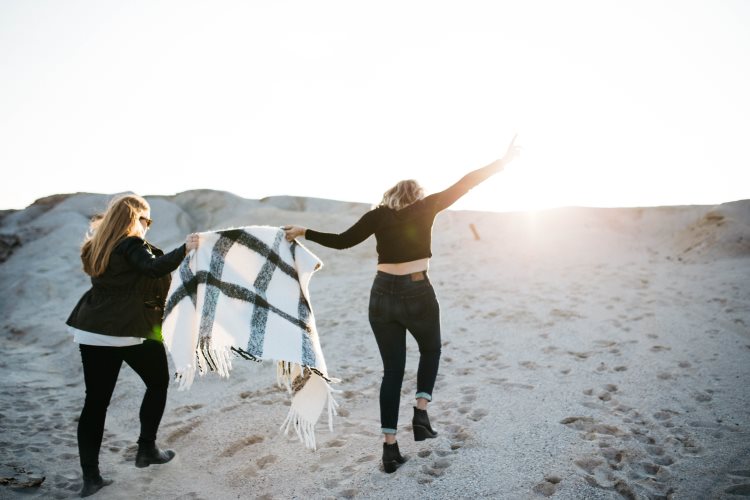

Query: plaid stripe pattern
163,227,317,371
161,226,335,449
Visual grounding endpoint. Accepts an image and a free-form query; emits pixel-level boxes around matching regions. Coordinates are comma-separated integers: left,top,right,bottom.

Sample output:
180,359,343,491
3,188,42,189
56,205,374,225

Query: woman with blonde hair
66,193,199,497
284,135,520,473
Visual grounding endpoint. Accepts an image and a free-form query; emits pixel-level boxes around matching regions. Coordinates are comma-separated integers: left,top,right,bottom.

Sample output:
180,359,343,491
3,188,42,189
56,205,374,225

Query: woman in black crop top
284,136,520,473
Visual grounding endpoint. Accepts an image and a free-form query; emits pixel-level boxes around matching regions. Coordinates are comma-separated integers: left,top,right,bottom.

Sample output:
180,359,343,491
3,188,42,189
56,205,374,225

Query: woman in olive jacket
66,193,199,498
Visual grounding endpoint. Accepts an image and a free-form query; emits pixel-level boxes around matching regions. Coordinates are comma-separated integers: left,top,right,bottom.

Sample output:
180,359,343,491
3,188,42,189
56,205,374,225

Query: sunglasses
139,216,153,228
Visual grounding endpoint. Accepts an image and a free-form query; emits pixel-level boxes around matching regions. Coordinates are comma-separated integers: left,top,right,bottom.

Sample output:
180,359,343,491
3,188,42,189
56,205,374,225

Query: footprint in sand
468,409,488,422
653,409,679,421
324,438,347,448
724,470,750,496
219,435,264,458
560,416,623,437
479,352,499,361
532,475,562,497
173,403,204,416
443,424,471,450
337,488,358,499
650,345,671,352
598,384,618,402
567,351,593,360
421,457,451,478
692,391,713,403
256,455,277,469
574,455,605,474
165,418,201,444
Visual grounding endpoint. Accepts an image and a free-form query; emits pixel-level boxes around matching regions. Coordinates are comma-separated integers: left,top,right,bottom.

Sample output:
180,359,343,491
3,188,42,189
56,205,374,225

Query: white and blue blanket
161,226,337,450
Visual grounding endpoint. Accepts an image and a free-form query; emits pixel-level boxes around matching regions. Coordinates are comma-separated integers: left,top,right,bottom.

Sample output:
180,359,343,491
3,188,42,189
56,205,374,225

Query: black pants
77,339,170,470
368,271,441,433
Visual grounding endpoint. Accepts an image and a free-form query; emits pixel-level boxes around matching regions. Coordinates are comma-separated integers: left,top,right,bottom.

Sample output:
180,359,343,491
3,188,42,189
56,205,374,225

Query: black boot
80,467,112,498
412,407,438,441
382,442,407,474
135,440,175,468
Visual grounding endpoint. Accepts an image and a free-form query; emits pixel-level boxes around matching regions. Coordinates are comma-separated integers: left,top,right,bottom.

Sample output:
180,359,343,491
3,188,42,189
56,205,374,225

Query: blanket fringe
174,343,237,390
280,406,319,450
280,374,339,450
276,361,294,393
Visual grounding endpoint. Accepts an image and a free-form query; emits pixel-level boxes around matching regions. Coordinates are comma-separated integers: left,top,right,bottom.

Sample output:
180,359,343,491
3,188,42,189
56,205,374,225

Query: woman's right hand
185,233,200,252
283,225,306,242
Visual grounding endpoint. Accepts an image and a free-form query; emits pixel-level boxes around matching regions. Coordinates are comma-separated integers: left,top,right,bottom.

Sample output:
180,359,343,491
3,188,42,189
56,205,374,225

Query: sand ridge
1,192,749,499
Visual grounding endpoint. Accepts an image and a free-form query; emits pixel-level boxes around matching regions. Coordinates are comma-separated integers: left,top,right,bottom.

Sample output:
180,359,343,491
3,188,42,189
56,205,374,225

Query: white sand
1,192,749,499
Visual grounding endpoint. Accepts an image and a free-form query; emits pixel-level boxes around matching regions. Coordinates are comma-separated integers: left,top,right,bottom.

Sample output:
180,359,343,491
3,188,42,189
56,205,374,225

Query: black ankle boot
382,442,407,473
412,407,438,441
80,467,112,498
135,441,176,468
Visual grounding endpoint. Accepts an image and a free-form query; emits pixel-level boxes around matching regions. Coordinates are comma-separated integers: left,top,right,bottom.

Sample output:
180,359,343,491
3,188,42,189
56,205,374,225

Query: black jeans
77,339,170,470
368,271,441,433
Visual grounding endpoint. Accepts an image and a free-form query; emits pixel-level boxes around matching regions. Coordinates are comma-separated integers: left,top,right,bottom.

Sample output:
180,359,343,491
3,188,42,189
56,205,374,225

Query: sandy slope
1,192,749,499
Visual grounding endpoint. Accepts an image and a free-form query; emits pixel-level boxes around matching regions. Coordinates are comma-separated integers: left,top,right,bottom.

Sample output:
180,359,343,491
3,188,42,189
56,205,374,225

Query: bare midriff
376,257,430,276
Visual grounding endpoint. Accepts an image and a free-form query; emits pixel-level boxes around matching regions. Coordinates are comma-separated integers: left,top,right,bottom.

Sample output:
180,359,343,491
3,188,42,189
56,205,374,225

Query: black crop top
305,160,503,263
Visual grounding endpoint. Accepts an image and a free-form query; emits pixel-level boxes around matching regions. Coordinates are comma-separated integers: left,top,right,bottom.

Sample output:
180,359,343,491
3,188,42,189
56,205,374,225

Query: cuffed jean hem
415,392,432,401
381,428,397,435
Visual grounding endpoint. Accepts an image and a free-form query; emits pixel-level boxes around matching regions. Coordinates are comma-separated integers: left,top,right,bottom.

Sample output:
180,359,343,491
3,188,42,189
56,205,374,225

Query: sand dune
1,192,749,499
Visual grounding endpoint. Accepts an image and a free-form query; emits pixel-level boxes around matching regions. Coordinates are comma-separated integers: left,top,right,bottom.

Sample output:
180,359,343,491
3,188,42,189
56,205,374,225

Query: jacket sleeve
428,159,504,212
119,237,187,278
305,209,378,250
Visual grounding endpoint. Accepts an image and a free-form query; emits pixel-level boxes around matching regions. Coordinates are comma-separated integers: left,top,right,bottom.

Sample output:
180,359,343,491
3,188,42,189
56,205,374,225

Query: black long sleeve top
305,160,503,263
67,236,187,338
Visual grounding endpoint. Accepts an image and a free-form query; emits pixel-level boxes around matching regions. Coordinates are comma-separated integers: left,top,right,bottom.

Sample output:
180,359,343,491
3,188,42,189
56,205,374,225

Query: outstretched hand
501,133,521,166
283,225,306,242
185,233,200,251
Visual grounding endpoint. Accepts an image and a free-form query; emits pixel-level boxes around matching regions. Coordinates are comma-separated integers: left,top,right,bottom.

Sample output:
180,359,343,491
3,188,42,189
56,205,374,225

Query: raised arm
120,237,188,278
430,134,520,212
283,209,379,249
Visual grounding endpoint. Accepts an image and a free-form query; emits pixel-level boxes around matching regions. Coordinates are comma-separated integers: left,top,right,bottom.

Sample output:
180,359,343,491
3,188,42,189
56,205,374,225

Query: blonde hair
379,179,424,210
81,194,150,277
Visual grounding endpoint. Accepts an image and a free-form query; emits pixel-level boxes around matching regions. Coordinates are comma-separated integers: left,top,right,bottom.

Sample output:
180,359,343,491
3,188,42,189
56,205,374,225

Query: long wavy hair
81,194,149,277
379,179,424,210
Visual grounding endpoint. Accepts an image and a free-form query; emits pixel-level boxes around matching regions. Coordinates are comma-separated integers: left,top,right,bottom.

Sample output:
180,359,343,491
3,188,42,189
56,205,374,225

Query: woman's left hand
501,133,521,165
283,226,306,242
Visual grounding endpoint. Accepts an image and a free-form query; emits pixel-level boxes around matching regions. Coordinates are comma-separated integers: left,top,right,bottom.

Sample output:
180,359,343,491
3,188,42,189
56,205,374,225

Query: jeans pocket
404,289,437,320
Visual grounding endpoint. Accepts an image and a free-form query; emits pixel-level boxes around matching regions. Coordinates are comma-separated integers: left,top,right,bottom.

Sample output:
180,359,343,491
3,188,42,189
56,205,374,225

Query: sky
1,0,749,212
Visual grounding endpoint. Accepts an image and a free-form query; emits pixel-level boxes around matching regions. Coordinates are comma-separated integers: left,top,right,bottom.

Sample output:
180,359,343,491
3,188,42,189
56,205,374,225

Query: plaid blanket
161,226,337,449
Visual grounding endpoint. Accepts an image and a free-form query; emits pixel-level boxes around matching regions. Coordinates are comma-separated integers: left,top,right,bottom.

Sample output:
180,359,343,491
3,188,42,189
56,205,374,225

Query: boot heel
413,424,436,441
412,407,438,441
382,442,406,473
383,459,399,473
